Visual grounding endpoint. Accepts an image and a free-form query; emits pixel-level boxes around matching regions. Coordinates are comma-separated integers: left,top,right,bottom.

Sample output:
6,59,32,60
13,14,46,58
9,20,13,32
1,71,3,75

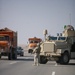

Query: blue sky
0,0,75,45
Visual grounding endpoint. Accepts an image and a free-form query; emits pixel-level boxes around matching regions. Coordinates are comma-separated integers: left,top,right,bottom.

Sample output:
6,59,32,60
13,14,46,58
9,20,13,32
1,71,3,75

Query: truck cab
0,34,10,56
28,37,42,53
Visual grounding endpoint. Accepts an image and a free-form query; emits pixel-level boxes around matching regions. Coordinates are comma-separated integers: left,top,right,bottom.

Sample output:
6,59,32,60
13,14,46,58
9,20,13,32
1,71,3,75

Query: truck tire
8,53,17,60
58,52,70,65
40,56,48,64
61,52,70,64
8,53,12,60
8,47,13,60
56,52,70,65
0,54,1,59
12,48,17,60
12,53,17,60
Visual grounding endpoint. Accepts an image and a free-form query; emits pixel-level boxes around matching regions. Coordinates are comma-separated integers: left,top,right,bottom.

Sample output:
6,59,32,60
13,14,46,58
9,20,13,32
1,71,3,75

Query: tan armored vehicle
39,25,75,64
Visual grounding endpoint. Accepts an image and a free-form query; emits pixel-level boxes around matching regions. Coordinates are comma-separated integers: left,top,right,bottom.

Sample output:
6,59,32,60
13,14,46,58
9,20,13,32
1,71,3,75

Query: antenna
69,13,71,25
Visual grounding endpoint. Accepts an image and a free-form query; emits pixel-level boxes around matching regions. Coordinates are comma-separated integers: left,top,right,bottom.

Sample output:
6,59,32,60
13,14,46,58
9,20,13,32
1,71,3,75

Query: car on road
17,47,24,56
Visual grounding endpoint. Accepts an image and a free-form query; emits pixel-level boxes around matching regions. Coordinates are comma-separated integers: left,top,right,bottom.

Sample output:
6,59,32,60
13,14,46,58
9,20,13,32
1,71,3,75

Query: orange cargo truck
0,27,17,60
28,37,42,53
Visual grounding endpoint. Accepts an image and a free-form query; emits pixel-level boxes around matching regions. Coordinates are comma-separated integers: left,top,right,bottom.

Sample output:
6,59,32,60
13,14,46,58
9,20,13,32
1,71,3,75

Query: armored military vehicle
39,25,75,64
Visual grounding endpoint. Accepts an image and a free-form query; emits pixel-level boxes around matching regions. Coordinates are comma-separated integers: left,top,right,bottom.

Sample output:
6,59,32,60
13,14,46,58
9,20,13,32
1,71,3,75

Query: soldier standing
33,43,41,66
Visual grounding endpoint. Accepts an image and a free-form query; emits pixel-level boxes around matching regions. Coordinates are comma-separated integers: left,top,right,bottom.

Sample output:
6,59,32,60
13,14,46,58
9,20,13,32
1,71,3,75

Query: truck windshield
29,40,38,43
50,37,66,40
58,37,66,40
0,36,9,41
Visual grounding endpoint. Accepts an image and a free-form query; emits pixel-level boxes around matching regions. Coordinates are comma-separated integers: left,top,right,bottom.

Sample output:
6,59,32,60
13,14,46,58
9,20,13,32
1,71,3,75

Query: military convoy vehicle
28,37,42,53
0,28,17,60
39,25,75,64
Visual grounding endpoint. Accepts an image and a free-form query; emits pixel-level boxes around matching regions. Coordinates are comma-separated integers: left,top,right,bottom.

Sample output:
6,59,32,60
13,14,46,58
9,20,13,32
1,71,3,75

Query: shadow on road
0,55,34,61
0,58,34,61
68,63,75,65
17,58,34,61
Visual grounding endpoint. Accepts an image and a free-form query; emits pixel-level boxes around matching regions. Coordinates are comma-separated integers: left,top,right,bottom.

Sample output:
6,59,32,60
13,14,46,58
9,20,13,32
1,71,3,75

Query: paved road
0,53,75,75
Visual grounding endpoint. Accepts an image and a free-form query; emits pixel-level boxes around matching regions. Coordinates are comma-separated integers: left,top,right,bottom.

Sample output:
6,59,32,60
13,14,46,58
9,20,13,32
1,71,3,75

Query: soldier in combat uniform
33,43,41,66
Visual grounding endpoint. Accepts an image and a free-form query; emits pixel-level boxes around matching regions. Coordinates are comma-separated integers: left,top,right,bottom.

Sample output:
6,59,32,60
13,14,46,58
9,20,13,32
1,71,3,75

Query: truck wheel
12,49,17,60
8,53,12,60
0,54,1,59
12,53,17,60
8,47,13,60
60,52,70,65
40,56,48,64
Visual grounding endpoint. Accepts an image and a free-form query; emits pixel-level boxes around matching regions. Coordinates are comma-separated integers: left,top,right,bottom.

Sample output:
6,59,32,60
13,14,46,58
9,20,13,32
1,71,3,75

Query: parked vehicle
17,47,24,56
